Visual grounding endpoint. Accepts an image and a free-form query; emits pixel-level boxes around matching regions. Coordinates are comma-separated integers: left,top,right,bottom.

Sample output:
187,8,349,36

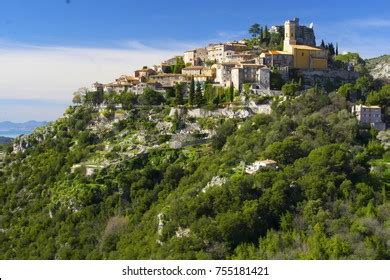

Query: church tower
283,18,298,53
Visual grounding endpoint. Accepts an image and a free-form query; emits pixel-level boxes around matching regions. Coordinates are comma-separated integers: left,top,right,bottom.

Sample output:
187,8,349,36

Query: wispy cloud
0,40,183,121
345,18,390,28
316,18,390,58
0,41,180,101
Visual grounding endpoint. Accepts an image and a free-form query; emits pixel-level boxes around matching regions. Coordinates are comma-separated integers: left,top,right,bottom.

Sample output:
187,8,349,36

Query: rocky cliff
366,55,390,83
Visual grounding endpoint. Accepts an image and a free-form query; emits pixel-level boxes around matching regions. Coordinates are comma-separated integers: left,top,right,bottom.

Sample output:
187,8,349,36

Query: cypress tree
229,84,234,102
175,83,183,105
195,82,202,106
189,76,195,106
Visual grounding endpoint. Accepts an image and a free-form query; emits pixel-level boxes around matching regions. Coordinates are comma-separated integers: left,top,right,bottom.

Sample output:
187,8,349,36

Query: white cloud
316,19,390,58
345,18,390,28
0,40,184,121
0,42,181,103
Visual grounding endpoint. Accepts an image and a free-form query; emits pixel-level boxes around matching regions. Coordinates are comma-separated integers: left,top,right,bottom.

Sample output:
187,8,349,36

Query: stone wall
297,69,360,87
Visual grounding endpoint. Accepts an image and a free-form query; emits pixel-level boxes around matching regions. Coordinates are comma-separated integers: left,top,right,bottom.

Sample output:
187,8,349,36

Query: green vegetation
282,81,301,98
0,81,389,260
246,23,284,50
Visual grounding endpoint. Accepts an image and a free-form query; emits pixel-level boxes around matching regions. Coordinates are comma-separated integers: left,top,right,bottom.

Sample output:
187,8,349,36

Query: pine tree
320,40,325,48
249,23,261,38
335,43,339,56
189,76,195,106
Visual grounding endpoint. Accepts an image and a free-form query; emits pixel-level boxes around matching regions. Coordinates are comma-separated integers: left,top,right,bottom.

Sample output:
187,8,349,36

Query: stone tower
283,18,298,53
283,17,316,52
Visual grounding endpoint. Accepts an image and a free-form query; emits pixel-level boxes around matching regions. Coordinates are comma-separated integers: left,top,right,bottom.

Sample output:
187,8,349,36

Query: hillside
366,55,390,83
0,86,389,260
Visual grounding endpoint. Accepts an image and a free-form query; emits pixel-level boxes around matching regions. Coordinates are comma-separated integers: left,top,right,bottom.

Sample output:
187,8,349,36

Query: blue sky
0,0,389,122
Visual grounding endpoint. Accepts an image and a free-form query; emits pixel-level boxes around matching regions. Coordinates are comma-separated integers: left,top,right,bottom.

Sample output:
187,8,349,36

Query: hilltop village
1,17,390,260
90,17,386,132
95,18,328,95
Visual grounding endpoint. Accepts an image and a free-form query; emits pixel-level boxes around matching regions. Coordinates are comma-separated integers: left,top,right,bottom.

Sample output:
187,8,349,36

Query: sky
0,0,389,122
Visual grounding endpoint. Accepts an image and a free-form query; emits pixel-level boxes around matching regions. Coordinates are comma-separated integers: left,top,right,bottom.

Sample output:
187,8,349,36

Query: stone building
181,66,204,76
182,66,216,78
149,74,190,88
214,62,238,87
134,67,157,81
283,17,327,69
260,50,293,67
116,75,140,86
132,82,163,95
352,104,386,131
283,17,315,50
183,48,208,66
224,51,258,63
91,82,104,92
207,42,247,63
231,64,270,91
215,62,270,91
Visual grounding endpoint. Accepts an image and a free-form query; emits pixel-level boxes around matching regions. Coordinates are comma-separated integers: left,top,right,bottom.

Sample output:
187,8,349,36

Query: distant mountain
366,55,390,83
0,121,47,132
0,136,13,144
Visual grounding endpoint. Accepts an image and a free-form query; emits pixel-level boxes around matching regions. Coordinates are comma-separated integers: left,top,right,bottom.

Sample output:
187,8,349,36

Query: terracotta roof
262,50,291,55
290,45,322,51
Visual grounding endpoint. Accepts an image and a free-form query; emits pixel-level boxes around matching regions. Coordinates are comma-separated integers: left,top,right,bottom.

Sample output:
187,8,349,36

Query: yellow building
290,45,328,69
283,18,328,70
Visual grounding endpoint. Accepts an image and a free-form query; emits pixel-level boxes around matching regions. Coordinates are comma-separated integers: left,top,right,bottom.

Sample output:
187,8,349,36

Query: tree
282,81,300,97
211,119,236,149
249,23,261,38
195,82,203,106
355,76,374,100
263,25,270,44
175,83,184,105
229,84,235,102
189,76,195,106
173,57,185,74
337,83,354,100
138,88,165,105
85,90,104,106
270,70,284,90
366,85,390,107
120,91,137,110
